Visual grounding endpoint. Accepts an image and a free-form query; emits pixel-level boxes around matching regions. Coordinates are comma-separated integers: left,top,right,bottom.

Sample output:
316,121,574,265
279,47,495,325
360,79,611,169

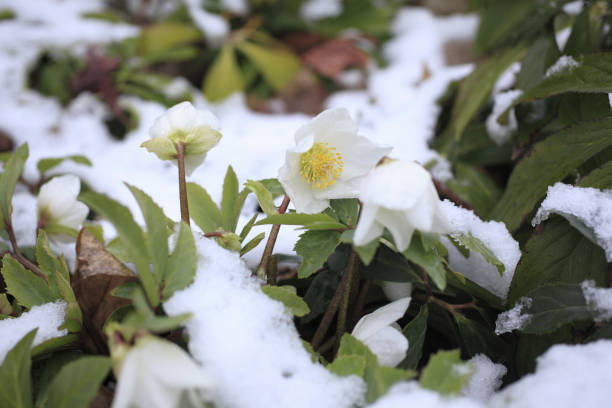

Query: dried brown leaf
302,39,369,79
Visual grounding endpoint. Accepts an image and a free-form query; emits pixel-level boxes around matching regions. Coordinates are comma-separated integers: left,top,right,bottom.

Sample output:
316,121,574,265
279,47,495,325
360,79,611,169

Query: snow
582,280,612,323
555,27,572,51
486,90,522,145
462,354,506,402
492,62,521,95
183,0,230,44
532,183,612,261
440,201,521,302
300,0,343,20
545,55,579,77
0,301,68,364
495,298,532,335
370,382,483,408
164,236,365,408
562,1,584,16
490,340,612,408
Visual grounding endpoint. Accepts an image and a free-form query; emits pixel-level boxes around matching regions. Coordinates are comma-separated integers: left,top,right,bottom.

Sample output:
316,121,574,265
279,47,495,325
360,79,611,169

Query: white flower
352,297,411,367
353,160,450,252
278,108,391,214
37,175,88,240
112,336,213,408
142,101,222,175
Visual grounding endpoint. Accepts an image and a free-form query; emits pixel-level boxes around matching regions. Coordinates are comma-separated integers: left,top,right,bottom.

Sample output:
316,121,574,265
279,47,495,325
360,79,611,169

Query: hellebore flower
278,108,391,214
37,175,88,241
353,160,450,252
142,101,222,175
352,297,411,367
112,336,213,408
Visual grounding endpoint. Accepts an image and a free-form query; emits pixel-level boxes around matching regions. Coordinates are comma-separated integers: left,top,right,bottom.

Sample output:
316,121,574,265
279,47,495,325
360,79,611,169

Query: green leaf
126,184,169,281
255,213,346,230
329,199,359,228
240,232,265,256
475,0,535,53
79,191,158,307
31,334,79,358
221,166,240,232
449,232,504,275
517,283,593,334
236,41,300,91
327,355,366,377
578,160,612,189
0,329,35,408
399,305,428,370
454,314,508,361
261,285,310,317
403,233,447,290
420,349,473,396
510,53,612,110
203,44,243,102
445,162,502,218
490,117,612,230
340,230,379,266
163,221,197,299
516,36,560,91
37,356,111,408
244,180,277,216
301,268,340,324
139,22,201,54
239,213,258,241
35,230,65,299
54,270,82,333
0,143,28,230
2,255,55,308
186,182,222,233
258,178,285,198
360,245,420,283
36,155,92,175
448,45,527,144
294,230,342,278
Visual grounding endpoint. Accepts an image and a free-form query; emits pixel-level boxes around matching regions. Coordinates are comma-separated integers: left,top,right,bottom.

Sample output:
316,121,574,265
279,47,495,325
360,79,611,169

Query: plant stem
5,222,46,280
336,250,358,351
311,267,351,350
259,194,290,285
176,142,190,227
350,279,371,329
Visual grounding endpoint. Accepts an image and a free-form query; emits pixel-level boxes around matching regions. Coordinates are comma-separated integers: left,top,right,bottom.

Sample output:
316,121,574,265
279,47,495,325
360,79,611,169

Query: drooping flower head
353,160,450,252
352,297,411,367
142,101,222,175
112,335,213,408
37,175,88,241
279,108,391,214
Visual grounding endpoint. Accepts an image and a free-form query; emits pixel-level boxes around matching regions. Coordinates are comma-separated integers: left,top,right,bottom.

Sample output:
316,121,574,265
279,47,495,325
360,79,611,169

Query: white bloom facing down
352,297,411,367
142,101,222,175
353,160,450,252
37,175,88,239
278,108,391,214
112,336,214,408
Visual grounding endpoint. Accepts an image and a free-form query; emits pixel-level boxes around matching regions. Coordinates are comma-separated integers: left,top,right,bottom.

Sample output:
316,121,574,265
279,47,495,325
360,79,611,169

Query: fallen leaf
302,39,369,79
73,229,136,352
278,68,328,115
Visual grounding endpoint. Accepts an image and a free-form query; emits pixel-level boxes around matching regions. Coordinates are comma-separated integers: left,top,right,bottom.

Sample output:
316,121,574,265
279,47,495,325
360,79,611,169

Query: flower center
299,142,344,189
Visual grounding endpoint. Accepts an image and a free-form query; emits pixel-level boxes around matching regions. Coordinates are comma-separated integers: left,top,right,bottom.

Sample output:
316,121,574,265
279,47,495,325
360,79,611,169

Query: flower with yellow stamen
279,108,391,214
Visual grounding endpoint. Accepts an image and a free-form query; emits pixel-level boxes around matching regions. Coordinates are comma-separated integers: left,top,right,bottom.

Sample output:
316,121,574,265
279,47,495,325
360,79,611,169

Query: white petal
327,132,391,180
56,201,88,230
352,297,411,342
382,282,413,302
183,153,207,176
309,108,357,141
278,152,328,214
38,175,81,220
353,203,384,247
361,325,409,367
192,108,220,131
166,101,198,131
312,175,361,200
149,115,173,139
376,207,415,252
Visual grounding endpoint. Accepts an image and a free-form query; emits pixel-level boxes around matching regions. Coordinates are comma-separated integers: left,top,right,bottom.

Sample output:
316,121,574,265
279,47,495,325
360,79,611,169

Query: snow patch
462,354,506,402
582,280,612,323
486,90,523,145
545,55,579,77
300,0,342,20
495,298,532,335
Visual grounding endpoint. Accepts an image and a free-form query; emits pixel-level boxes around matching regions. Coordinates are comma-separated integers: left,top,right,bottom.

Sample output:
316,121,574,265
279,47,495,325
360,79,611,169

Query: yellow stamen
299,142,344,189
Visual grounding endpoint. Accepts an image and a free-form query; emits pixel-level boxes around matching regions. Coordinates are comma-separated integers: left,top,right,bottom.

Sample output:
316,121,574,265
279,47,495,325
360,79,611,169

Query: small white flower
278,108,391,214
142,101,222,175
112,336,213,408
353,160,450,252
352,297,411,367
37,175,88,240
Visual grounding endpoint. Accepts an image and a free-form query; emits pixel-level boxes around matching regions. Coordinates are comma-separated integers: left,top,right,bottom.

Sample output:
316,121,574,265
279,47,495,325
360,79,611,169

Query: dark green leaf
0,143,28,230
126,184,169,281
301,268,341,324
455,314,508,361
399,305,428,370
445,162,501,218
404,234,447,290
577,160,612,189
475,0,535,53
0,329,35,408
261,285,310,317
163,221,197,299
2,255,55,308
31,334,79,358
294,230,342,278
79,191,158,307
516,36,560,91
186,182,222,233
37,356,111,408
36,155,92,175
360,245,420,283
489,117,612,230
420,349,473,396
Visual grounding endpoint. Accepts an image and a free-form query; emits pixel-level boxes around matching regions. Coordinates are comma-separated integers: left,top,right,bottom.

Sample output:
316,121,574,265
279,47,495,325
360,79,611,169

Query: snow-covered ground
1,1,612,407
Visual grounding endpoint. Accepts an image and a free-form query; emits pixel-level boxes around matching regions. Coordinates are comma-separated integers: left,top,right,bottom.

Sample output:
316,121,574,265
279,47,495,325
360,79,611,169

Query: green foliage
1,255,55,308
0,330,36,408
256,213,346,230
449,232,505,275
138,22,202,54
294,230,342,278
403,233,447,290
0,143,28,230
203,44,244,102
399,305,428,370
36,155,92,175
187,182,223,233
261,285,310,317
419,349,473,396
163,221,197,300
244,180,278,216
